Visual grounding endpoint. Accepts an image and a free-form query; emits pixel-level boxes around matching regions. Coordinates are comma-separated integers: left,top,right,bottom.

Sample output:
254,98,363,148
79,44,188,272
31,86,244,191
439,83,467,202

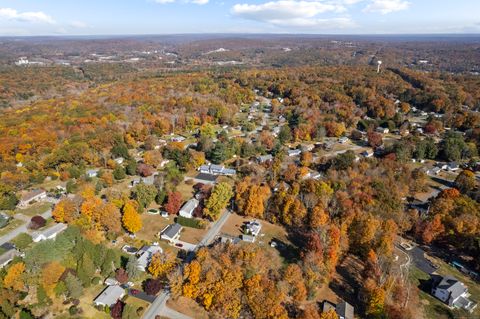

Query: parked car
130,289,140,295
175,243,183,248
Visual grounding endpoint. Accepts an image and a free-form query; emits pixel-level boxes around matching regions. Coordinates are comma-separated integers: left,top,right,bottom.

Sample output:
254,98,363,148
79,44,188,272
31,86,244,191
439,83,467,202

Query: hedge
176,216,207,229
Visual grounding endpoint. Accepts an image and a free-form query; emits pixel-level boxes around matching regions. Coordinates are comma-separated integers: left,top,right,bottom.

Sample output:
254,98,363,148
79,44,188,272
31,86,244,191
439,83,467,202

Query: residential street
0,209,52,246
142,210,231,319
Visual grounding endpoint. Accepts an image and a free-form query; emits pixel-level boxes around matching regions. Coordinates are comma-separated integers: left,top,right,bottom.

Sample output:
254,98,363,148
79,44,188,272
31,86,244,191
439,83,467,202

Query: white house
0,249,22,269
18,189,47,208
338,137,349,144
86,169,99,178
136,245,163,271
257,154,273,163
431,275,477,312
160,223,182,243
198,164,236,176
32,223,68,243
376,127,389,134
245,220,262,237
360,150,374,158
287,149,302,157
179,198,199,219
93,285,125,307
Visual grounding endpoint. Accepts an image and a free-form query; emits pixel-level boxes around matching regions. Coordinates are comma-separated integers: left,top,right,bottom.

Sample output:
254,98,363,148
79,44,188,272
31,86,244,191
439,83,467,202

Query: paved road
142,291,170,319
142,210,231,319
159,306,193,319
197,210,231,247
0,209,52,246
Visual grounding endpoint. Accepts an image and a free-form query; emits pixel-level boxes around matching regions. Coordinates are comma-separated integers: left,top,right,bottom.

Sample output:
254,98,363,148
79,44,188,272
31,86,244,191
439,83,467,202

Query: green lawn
0,219,23,236
15,202,52,217
409,263,480,319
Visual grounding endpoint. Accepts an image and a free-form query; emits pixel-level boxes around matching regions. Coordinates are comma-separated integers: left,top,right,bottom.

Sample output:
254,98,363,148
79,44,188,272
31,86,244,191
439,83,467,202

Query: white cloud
0,8,55,24
154,0,176,3
231,0,355,29
191,0,209,4
363,0,410,14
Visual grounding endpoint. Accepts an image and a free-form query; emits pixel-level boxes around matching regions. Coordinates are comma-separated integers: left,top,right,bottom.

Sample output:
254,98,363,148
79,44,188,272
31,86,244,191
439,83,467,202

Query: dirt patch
167,296,209,319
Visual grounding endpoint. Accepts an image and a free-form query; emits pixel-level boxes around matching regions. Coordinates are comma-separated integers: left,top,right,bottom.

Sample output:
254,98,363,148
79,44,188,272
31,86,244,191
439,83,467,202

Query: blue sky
0,0,479,36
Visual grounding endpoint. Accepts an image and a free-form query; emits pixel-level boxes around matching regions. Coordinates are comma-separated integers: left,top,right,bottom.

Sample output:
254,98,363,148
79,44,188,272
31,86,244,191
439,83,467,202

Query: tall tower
377,60,382,73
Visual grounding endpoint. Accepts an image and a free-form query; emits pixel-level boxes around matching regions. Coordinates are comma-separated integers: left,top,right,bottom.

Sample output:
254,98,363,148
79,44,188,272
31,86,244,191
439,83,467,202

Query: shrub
143,278,162,296
29,215,46,230
176,216,207,229
69,306,78,315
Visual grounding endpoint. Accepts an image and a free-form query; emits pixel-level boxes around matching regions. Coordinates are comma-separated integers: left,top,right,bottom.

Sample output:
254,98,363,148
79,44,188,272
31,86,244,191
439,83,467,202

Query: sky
0,0,479,36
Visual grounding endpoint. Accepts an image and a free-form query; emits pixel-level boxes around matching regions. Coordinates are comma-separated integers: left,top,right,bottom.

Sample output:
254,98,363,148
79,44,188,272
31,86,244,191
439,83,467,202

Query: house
114,157,124,165
18,189,47,208
257,154,273,163
245,220,262,237
338,137,349,144
431,275,477,312
193,173,218,185
447,162,460,172
322,300,354,319
360,150,374,158
170,136,186,142
287,149,301,157
86,169,99,178
301,144,315,152
93,285,125,307
241,234,256,243
219,234,241,245
336,301,354,319
376,127,389,134
104,278,120,286
136,245,163,271
198,164,236,176
32,223,68,243
179,198,199,219
160,223,183,243
0,249,22,269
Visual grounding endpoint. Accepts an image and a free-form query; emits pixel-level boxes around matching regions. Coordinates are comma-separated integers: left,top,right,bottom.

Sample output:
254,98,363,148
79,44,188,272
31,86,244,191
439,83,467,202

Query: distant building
431,275,477,312
376,127,389,134
18,189,47,208
338,137,349,144
360,150,374,158
287,149,301,157
160,223,182,243
93,285,125,307
136,245,163,271
179,198,199,219
257,154,273,163
86,169,99,178
32,223,68,243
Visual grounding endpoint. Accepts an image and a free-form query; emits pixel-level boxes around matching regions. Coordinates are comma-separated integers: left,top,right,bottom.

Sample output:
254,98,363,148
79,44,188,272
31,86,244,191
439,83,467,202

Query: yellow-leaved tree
4,262,26,291
122,200,142,234
148,251,176,278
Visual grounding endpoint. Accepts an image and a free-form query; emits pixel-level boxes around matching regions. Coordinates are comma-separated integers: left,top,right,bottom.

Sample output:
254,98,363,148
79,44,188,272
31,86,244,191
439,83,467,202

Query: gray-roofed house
257,154,273,163
93,285,125,307
287,149,301,157
336,301,354,319
179,198,199,218
431,275,477,312
32,223,68,243
160,223,183,243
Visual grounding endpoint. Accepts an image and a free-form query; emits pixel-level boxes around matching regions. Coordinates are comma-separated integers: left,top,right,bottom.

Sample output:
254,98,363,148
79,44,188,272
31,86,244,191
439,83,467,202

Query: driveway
128,289,156,303
408,246,437,274
0,209,52,246
171,239,196,252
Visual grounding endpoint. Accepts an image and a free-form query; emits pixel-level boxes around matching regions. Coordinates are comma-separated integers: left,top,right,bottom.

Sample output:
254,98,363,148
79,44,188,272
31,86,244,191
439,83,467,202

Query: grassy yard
179,226,208,244
77,284,112,319
15,202,52,217
409,263,480,319
124,295,150,317
0,219,23,236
